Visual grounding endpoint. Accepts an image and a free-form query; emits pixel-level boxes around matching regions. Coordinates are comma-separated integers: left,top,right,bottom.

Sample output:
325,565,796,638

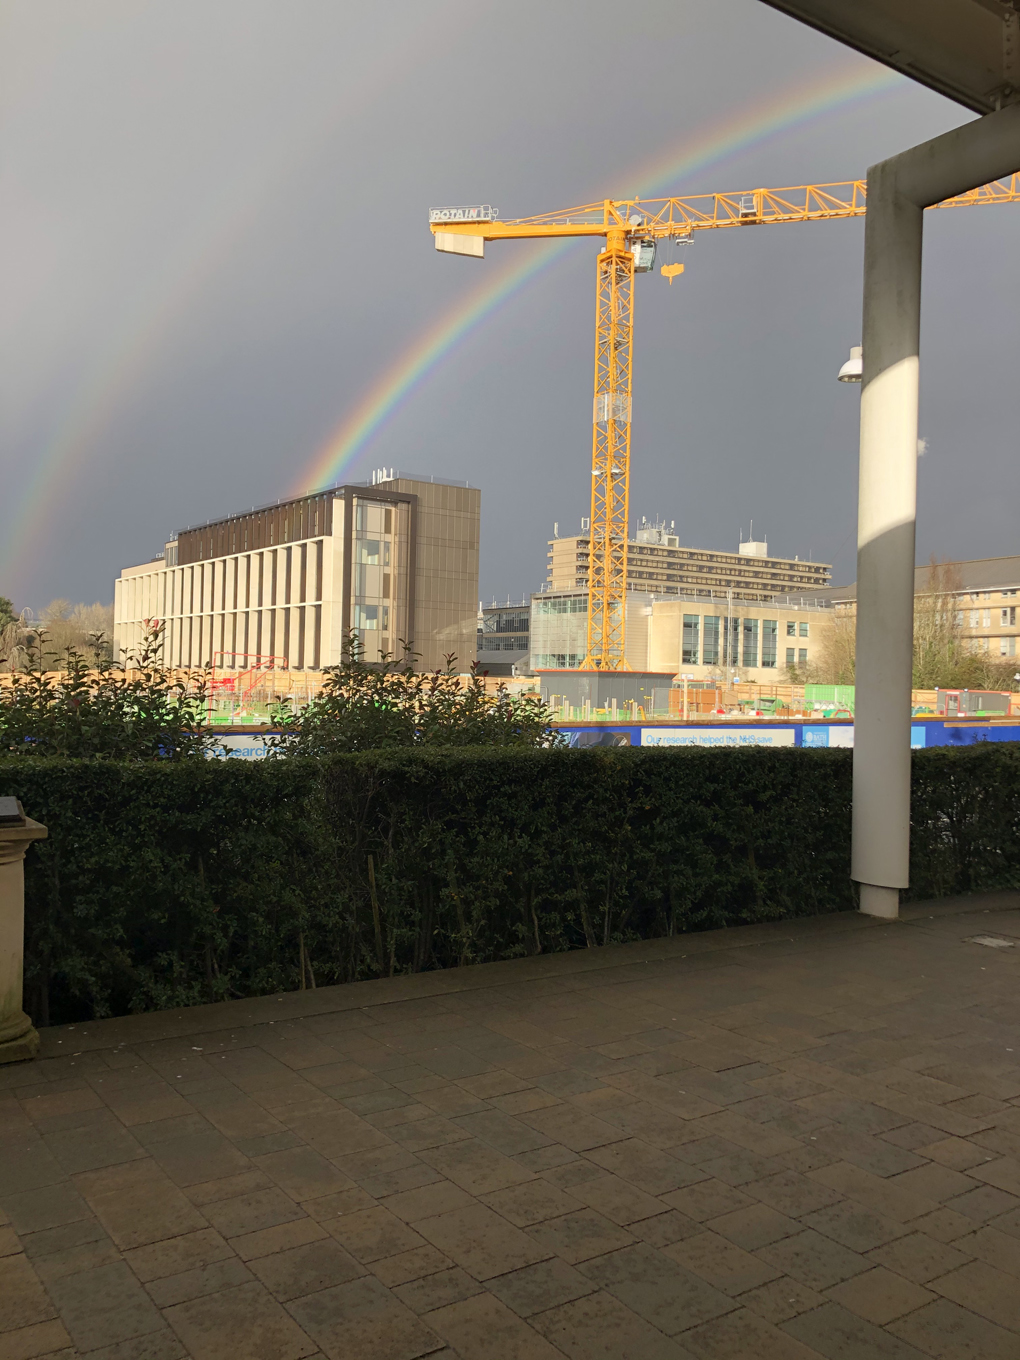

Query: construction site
96,173,1020,749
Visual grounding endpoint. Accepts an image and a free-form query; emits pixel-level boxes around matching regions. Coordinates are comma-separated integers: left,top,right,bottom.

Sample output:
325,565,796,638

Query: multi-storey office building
830,554,1020,659
477,600,530,673
547,523,831,600
114,474,480,672
530,588,834,680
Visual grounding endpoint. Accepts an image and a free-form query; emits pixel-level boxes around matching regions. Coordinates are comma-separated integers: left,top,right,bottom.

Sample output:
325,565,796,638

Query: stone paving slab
3,892,1020,1358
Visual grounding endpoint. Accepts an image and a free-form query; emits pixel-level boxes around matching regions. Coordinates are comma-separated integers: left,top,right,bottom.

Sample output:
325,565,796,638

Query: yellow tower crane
429,176,1020,670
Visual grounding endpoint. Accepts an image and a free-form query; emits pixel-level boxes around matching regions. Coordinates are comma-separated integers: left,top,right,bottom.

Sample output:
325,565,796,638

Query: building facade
830,554,1020,659
547,524,831,600
114,474,480,673
531,588,834,681
477,600,530,673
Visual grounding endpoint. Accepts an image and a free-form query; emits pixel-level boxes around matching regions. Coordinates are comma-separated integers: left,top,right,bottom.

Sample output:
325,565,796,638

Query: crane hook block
660,262,685,283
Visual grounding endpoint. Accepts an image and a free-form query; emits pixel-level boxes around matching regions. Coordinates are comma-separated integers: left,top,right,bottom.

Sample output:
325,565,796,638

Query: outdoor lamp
838,346,863,382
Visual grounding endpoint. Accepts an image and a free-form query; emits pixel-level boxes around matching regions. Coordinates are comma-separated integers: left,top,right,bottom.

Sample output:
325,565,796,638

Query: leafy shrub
268,635,561,754
0,625,209,760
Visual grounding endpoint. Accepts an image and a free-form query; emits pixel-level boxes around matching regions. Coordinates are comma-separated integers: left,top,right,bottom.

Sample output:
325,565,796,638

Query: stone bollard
0,797,47,1064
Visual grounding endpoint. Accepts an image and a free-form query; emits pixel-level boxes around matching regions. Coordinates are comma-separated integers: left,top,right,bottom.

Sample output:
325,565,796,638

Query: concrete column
0,802,47,1064
854,106,1020,919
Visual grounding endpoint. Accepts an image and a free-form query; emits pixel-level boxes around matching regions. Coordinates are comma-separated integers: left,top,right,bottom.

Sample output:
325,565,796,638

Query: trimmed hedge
910,745,1020,898
1,744,1017,1025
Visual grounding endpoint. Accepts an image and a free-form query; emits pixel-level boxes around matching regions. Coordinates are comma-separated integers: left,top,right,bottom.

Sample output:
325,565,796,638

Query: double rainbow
293,61,904,497
0,56,904,595
0,0,474,592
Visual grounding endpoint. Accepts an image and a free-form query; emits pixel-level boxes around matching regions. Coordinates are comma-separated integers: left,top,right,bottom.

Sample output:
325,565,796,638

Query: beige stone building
830,554,1020,660
114,474,480,673
547,523,830,600
531,588,834,681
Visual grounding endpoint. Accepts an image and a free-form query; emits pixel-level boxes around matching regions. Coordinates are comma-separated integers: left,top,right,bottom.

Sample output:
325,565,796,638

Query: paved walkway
3,894,1020,1360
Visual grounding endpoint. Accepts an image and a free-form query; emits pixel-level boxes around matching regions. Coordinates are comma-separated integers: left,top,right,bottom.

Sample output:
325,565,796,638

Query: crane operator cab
631,238,656,271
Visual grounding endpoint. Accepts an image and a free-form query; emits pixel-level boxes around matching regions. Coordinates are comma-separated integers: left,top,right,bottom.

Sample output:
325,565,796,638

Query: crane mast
429,177,1020,670
589,227,633,669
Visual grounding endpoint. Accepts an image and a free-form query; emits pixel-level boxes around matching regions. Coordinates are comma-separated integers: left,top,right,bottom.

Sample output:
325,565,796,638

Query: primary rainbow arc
293,62,904,498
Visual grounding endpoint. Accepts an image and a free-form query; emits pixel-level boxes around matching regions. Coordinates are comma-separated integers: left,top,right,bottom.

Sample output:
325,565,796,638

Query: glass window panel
534,597,586,615
742,618,759,668
682,614,699,665
761,620,778,668
702,616,720,665
723,617,740,666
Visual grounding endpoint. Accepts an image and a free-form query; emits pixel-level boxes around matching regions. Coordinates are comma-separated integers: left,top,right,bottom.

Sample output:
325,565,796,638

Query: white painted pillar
854,106,1020,919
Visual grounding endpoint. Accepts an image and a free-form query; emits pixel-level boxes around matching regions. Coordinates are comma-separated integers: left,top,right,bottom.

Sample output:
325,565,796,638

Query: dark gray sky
2,0,1017,611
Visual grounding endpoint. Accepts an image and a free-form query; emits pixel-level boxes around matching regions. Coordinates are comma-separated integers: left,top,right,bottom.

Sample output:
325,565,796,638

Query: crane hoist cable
429,176,1020,671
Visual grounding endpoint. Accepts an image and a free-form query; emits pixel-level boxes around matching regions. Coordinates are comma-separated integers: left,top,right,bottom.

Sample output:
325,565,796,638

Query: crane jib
427,177,1019,669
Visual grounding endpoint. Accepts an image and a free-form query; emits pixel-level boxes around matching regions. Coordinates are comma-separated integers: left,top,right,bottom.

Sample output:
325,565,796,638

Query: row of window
968,636,1018,655
571,560,826,582
682,616,778,668
156,606,321,671
121,544,326,621
533,652,585,668
177,493,333,565
482,612,529,634
962,607,1017,628
565,539,828,574
478,636,529,651
534,597,588,615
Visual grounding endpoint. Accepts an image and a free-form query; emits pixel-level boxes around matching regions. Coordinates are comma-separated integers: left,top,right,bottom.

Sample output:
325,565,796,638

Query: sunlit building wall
114,474,480,673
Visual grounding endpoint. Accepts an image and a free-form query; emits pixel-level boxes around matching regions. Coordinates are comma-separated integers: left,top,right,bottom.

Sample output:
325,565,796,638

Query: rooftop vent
636,516,678,548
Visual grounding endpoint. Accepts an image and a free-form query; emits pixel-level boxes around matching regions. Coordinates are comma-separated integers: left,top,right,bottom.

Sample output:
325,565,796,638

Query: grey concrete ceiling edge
757,0,1020,115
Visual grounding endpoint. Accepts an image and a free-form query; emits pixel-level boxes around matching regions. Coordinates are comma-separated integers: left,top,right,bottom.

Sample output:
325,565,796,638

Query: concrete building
477,599,530,674
114,473,480,672
547,521,831,600
531,588,834,681
829,554,1020,660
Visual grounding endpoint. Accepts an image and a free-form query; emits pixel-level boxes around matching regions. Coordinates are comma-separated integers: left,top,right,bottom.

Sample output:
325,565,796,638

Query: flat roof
829,553,1020,600
175,473,477,539
551,534,830,570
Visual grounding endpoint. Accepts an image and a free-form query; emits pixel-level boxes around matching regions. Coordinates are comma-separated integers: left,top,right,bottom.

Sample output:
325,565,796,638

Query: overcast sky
2,0,1017,611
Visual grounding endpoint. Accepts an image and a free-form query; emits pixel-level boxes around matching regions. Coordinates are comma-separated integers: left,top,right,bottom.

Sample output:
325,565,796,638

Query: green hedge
909,745,1020,897
2,744,1017,1026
